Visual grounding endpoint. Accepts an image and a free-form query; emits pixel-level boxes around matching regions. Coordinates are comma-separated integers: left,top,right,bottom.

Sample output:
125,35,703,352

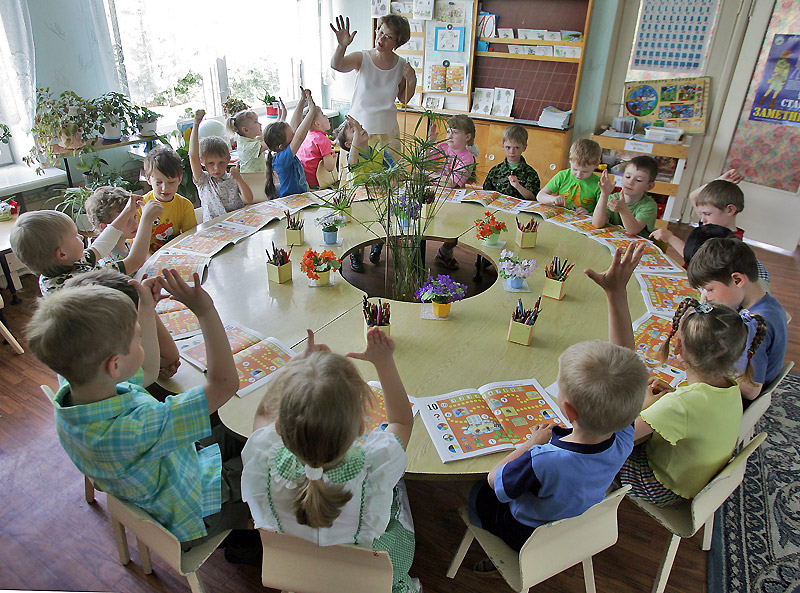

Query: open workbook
416,378,570,463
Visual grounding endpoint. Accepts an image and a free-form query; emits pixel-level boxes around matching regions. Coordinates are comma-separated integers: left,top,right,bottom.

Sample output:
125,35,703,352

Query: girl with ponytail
241,328,420,592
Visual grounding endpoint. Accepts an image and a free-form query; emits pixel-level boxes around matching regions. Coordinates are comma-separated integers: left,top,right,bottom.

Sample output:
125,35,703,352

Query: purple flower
415,274,468,304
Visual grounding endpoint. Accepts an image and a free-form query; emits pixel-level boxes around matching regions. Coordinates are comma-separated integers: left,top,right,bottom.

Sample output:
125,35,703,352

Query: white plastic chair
0,292,24,354
629,432,766,593
447,486,631,593
738,361,793,447
259,529,393,593
107,493,230,593
194,207,203,224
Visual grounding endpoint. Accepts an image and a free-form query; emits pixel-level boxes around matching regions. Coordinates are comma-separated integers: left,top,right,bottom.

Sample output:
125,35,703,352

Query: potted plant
315,212,346,244
391,193,422,230
136,106,161,137
222,96,250,118
262,91,279,117
0,123,10,145
415,274,468,318
300,248,342,286
92,92,137,141
475,211,507,245
48,186,93,232
498,250,536,289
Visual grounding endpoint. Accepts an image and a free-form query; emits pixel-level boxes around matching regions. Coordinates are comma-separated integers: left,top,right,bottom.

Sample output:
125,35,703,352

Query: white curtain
0,0,36,164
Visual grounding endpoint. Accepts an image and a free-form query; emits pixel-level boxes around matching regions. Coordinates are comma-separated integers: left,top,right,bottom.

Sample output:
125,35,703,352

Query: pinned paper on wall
426,63,467,92
435,27,464,52
409,19,425,32
497,28,514,39
424,95,445,110
434,0,466,25
471,88,495,115
413,0,434,20
491,88,515,117
477,13,496,38
371,0,390,18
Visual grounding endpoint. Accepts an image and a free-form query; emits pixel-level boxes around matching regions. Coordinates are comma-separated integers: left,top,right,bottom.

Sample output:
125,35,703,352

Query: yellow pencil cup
365,322,391,340
543,277,565,300
516,228,537,249
267,261,292,284
285,228,304,246
507,319,535,346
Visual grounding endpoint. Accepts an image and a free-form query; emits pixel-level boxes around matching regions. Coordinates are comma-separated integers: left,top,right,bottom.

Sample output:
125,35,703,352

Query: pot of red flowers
475,211,507,245
498,249,536,289
300,248,342,286
315,212,347,245
415,274,468,318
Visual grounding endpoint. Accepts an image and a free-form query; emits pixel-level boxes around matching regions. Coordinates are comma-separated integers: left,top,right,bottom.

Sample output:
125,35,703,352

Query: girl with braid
619,298,767,507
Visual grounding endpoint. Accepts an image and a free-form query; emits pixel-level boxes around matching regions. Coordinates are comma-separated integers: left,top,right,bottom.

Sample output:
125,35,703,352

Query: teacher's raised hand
331,15,357,47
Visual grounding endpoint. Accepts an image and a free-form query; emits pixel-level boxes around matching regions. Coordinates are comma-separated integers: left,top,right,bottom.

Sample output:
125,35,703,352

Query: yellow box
507,319,535,346
365,322,391,340
266,262,292,284
423,201,435,219
516,228,537,249
343,206,352,222
543,277,565,300
285,228,304,246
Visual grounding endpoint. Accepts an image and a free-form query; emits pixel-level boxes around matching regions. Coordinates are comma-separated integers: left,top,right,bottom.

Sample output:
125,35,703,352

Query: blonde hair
262,351,373,528
557,341,648,436
227,109,258,135
502,124,527,146
660,298,766,384
85,186,129,231
199,136,230,160
569,138,602,167
26,285,137,385
695,180,745,214
10,210,76,276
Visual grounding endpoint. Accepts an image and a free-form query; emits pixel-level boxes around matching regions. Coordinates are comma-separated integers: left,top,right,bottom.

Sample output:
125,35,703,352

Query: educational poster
413,0,433,19
633,313,687,387
371,0,389,18
424,63,466,92
470,88,494,115
600,237,683,274
434,27,464,52
491,88,515,117
171,223,254,256
424,95,445,110
636,272,701,317
624,77,710,133
141,250,210,283
434,0,466,25
224,207,279,229
476,12,495,38
631,0,720,73
749,34,800,127
422,4,475,108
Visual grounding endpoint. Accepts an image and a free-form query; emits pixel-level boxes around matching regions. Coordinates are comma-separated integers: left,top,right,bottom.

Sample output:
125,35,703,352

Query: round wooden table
158,199,649,479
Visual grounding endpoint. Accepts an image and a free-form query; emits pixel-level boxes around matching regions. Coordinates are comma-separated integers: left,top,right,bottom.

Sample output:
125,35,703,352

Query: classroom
0,1,798,592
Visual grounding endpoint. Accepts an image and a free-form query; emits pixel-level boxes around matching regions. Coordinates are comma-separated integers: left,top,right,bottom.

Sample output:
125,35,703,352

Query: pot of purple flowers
415,274,468,318
498,249,536,289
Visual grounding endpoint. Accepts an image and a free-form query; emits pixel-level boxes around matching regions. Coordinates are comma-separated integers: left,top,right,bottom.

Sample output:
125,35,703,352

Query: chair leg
112,518,130,565
702,515,714,551
84,475,95,503
582,557,596,593
136,538,152,574
186,571,203,593
0,318,24,354
652,534,681,593
446,530,475,578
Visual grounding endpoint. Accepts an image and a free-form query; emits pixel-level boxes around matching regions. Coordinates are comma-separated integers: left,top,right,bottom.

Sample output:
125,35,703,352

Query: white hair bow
304,464,324,481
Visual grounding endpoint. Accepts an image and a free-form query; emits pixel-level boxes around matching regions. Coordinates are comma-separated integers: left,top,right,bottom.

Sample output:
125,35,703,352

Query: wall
326,0,375,113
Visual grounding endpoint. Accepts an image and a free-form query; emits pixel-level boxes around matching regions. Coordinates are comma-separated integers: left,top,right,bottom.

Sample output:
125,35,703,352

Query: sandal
473,557,499,575
434,253,460,270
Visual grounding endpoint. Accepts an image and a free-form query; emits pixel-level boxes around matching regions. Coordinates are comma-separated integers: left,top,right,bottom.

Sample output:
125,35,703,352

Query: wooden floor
1,222,797,593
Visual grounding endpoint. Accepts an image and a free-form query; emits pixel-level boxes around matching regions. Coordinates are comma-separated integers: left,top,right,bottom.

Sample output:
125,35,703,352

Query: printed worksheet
636,272,700,317
156,299,201,339
140,250,211,283
359,381,418,442
273,192,324,214
171,222,255,256
224,206,280,229
633,312,687,387
520,203,569,219
599,238,683,274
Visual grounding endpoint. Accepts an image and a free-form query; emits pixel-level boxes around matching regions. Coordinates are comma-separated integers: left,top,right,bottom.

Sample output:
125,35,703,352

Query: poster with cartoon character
749,34,800,127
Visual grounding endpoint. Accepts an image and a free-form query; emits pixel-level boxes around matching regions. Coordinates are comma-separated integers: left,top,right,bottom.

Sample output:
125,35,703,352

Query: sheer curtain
0,0,36,164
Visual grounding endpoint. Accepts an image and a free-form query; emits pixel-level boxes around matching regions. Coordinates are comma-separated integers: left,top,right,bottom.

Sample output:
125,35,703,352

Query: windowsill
0,164,68,198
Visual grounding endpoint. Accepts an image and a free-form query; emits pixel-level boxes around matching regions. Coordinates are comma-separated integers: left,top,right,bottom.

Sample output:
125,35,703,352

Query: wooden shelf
399,49,424,56
475,51,580,63
591,135,690,159
609,175,679,196
480,37,583,47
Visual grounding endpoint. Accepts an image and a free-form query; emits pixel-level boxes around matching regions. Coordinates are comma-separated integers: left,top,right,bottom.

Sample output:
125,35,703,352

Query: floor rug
708,373,800,593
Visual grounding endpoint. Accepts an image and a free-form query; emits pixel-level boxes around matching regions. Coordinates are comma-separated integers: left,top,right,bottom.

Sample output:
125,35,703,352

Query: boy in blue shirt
469,244,649,552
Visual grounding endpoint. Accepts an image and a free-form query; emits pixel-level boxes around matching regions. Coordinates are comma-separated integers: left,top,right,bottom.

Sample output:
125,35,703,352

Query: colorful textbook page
547,210,591,226
636,273,701,317
359,381,418,442
224,206,280,229
416,379,570,463
633,312,687,387
155,299,201,339
432,187,467,202
171,222,255,256
521,203,568,220
463,190,533,214
177,322,296,397
141,250,211,283
599,237,683,274
273,192,323,214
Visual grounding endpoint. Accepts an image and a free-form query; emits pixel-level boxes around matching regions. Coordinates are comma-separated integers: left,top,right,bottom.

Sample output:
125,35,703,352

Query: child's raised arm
230,164,254,205
347,327,413,447
689,168,744,207
188,110,205,183
289,88,308,133
89,195,141,261
129,276,161,386
290,92,318,156
592,169,615,229
123,199,163,273
649,227,685,259
584,242,645,350
277,97,287,122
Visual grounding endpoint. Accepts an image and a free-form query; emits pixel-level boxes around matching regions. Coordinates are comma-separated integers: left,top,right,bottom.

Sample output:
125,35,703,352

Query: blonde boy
482,124,540,200
11,197,148,296
27,270,249,546
592,155,659,237
141,146,197,252
537,138,602,214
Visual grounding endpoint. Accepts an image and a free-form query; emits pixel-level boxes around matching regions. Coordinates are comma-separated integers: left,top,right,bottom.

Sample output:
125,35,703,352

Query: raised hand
158,269,214,315
194,109,206,123
584,242,646,295
330,15,357,47
599,169,615,195
346,327,395,367
299,328,331,359
719,168,744,184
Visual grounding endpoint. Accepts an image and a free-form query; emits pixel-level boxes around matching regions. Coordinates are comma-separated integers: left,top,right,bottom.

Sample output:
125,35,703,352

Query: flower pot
138,119,159,137
432,302,451,318
365,322,391,340
398,217,411,230
286,228,304,246
266,105,278,118
543,277,565,300
267,261,292,284
423,202,435,219
60,130,83,149
516,228,537,249
509,276,525,289
101,118,123,141
313,270,331,286
507,319,535,346
483,231,500,245
323,230,338,245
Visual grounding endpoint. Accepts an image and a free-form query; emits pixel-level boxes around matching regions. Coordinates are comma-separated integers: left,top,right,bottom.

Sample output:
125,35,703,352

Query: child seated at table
229,105,281,203
264,88,317,199
11,196,149,296
483,124,540,201
190,110,252,221
241,328,420,593
296,105,336,189
537,138,602,215
682,223,770,288
26,269,252,551
592,155,659,237
469,244,649,554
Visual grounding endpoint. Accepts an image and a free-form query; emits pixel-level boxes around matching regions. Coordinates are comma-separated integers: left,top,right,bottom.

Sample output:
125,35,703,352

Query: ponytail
739,312,767,383
293,474,353,528
226,115,238,135
265,151,278,199
658,297,697,364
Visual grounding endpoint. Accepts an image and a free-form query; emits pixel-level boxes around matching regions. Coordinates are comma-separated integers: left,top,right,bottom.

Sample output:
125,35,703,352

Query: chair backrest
259,529,393,593
518,486,630,588
194,207,203,224
41,384,56,402
690,432,766,531
739,361,793,445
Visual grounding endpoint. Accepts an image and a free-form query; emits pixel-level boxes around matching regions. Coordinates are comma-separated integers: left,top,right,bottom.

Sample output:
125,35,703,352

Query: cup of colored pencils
363,295,391,338
285,210,305,246
543,256,573,300
516,217,539,249
507,297,541,346
266,242,292,284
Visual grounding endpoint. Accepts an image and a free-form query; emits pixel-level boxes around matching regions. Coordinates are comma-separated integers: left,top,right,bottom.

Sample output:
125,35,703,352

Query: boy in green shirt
537,138,603,214
592,155,659,237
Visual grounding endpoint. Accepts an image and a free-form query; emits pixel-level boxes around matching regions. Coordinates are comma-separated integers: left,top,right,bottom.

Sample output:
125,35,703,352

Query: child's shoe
369,242,383,264
350,252,365,273
435,247,459,270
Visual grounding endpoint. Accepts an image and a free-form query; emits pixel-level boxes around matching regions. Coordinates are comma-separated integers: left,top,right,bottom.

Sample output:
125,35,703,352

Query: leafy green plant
262,91,277,104
48,185,92,224
135,106,161,124
91,92,138,137
152,71,202,106
222,96,250,118
0,123,10,144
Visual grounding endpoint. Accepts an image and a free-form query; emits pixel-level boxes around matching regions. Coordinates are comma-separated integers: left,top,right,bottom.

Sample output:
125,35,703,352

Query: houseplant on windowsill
92,92,137,141
415,274,468,318
262,91,279,117
26,88,90,173
222,96,250,118
498,249,536,289
475,211,507,245
300,248,342,286
315,212,347,245
136,106,162,137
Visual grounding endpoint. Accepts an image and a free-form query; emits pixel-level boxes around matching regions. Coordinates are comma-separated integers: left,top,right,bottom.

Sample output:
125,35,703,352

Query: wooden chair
259,529,393,593
0,292,24,354
40,384,96,503
629,432,766,593
446,486,631,593
107,493,230,593
738,361,793,447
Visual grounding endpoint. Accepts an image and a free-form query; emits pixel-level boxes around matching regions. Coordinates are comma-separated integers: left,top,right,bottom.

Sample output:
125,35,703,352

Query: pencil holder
507,319,535,346
266,261,292,284
543,278,565,300
516,228,537,249
285,228,304,246
423,201,435,219
343,206,352,222
365,322,391,340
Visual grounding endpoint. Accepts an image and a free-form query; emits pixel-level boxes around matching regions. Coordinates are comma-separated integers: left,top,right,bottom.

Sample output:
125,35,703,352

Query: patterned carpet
708,373,800,593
